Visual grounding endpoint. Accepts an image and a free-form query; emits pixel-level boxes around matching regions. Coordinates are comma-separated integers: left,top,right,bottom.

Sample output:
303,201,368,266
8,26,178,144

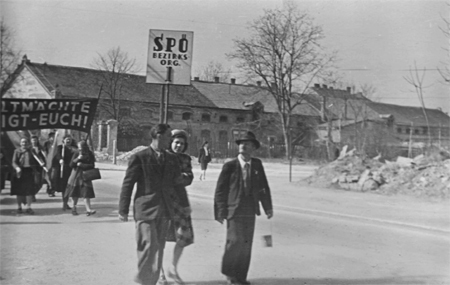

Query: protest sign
1,98,98,132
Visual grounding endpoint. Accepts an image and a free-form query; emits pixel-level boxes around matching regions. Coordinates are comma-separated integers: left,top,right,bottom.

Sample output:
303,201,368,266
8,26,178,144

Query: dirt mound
306,149,450,201
116,146,148,160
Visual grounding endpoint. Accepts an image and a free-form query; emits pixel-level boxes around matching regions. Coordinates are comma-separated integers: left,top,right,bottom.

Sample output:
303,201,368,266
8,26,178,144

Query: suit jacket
119,147,182,221
214,157,272,220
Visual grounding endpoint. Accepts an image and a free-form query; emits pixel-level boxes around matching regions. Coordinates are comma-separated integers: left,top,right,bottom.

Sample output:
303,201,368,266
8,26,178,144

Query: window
422,127,428,135
182,112,192,120
397,127,402,134
236,116,245,123
201,129,211,143
414,129,420,135
232,130,247,140
406,128,411,134
219,115,228,123
201,114,211,122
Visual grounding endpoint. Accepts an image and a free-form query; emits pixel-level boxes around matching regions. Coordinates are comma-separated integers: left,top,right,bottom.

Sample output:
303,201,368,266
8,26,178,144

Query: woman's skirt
10,168,35,196
200,161,208,170
166,192,194,247
64,169,95,199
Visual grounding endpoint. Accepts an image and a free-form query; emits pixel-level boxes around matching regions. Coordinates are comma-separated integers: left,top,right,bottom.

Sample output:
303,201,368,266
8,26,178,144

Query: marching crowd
1,132,98,216
2,124,273,285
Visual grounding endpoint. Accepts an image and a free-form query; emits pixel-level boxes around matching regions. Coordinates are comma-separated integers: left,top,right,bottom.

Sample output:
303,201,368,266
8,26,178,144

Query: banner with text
1,98,98,132
146,29,194,85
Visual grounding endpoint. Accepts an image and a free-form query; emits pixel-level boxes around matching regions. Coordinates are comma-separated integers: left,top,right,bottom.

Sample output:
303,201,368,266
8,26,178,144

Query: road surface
1,161,449,285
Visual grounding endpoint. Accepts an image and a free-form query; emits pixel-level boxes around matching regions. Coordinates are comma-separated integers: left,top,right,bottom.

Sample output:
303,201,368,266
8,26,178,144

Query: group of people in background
6,132,97,216
119,124,273,285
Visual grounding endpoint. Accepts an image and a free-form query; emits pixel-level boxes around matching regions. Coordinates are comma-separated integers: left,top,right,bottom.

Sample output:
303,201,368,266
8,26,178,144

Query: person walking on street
43,131,57,197
11,137,40,215
65,140,97,216
118,124,182,285
214,131,273,285
30,135,47,200
159,129,194,285
198,141,211,181
53,135,76,211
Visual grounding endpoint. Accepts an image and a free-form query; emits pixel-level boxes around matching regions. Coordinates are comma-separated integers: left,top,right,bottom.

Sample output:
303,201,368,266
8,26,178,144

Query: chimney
214,76,220,83
230,78,236,84
256,81,262,87
346,87,351,93
314,83,320,88
51,84,62,99
22,54,30,64
322,84,327,89
193,77,199,81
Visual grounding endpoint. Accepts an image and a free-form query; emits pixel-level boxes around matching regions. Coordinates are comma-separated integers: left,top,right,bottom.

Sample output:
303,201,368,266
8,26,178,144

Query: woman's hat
235,131,260,149
171,129,188,139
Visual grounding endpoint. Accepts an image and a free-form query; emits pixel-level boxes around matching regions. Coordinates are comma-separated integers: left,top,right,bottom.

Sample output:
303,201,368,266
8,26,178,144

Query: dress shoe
168,267,184,284
62,204,72,211
157,275,168,285
25,208,35,215
86,210,96,216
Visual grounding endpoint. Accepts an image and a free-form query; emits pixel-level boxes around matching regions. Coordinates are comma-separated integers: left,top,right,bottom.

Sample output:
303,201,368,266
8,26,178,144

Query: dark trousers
135,218,169,285
222,196,256,282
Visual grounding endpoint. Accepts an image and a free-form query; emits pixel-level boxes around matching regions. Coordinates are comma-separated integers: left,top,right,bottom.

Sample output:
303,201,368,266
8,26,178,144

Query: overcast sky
2,0,449,113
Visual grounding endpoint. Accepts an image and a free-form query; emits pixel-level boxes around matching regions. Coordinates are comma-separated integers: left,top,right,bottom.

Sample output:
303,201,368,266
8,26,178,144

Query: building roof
25,62,217,108
367,101,450,127
6,60,321,117
307,85,450,128
192,80,320,116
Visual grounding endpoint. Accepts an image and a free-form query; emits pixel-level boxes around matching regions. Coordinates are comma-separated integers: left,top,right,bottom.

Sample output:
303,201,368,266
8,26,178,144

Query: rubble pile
306,147,450,201
115,146,148,161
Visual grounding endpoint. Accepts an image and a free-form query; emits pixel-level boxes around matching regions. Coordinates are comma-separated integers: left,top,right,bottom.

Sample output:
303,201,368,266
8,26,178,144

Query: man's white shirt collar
238,154,251,168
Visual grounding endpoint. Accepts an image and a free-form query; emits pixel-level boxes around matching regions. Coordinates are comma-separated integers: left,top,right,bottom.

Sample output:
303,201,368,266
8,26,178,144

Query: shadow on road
190,275,449,285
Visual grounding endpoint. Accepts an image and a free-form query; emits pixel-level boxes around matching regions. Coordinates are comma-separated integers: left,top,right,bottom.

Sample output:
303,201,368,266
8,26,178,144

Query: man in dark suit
119,124,182,285
214,132,273,285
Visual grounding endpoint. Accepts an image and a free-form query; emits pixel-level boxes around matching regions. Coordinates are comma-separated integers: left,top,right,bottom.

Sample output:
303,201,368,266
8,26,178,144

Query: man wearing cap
214,131,273,285
118,124,182,285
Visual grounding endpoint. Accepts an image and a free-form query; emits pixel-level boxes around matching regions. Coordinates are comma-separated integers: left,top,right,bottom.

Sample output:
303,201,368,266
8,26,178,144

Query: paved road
1,161,449,285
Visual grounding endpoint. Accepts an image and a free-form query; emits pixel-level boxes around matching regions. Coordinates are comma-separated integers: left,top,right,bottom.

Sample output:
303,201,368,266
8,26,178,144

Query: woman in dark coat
30,135,47,196
64,140,96,216
198,141,211,181
11,137,39,214
52,135,76,210
159,129,194,285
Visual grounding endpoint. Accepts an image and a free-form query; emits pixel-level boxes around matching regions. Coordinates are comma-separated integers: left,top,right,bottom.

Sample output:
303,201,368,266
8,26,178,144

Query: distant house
2,56,322,158
307,84,450,157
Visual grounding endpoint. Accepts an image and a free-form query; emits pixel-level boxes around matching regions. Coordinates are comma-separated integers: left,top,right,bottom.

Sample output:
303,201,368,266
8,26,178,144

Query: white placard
146,29,194,85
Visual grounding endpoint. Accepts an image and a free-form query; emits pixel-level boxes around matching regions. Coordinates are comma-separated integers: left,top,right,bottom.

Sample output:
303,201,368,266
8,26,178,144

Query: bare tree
0,20,21,94
228,1,336,158
91,46,138,123
403,62,432,145
438,11,450,84
359,83,379,102
196,60,231,82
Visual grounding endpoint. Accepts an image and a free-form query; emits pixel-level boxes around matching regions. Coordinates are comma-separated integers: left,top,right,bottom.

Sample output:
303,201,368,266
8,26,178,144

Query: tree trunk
326,118,335,161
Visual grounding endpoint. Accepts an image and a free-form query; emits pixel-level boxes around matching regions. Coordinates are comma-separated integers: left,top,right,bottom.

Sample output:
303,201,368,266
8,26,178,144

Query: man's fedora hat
235,131,260,149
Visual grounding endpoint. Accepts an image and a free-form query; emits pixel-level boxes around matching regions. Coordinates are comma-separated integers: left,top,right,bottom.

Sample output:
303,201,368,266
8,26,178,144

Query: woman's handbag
82,168,101,181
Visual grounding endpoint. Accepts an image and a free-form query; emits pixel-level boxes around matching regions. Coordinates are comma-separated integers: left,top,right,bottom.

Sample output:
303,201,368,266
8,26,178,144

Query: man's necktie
157,152,164,165
243,162,251,196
